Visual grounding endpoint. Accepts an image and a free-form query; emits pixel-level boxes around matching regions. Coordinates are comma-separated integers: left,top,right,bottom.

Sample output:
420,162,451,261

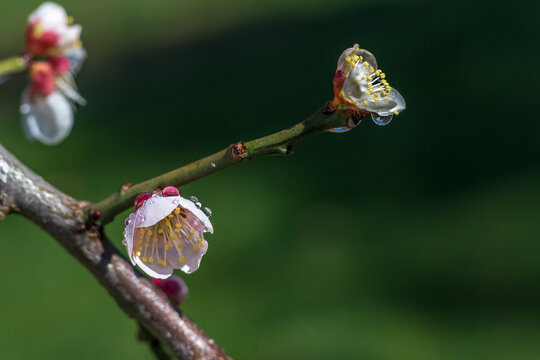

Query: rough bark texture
0,144,230,360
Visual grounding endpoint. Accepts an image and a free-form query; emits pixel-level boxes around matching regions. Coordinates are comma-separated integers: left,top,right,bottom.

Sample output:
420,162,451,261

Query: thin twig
93,108,349,224
0,56,27,77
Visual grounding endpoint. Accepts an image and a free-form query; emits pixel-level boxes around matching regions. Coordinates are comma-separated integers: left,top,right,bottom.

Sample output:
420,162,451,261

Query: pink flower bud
153,276,188,306
30,62,55,97
162,186,179,197
48,56,71,75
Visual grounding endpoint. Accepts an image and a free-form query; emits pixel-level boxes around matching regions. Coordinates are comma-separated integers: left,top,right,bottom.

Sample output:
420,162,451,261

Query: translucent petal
178,197,213,233
135,257,174,279
342,62,372,100
361,88,406,117
337,45,377,75
20,88,74,145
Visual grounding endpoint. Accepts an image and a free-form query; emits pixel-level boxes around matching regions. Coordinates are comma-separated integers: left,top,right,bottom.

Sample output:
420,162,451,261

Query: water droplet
202,207,212,217
328,127,352,133
195,201,202,208
125,218,132,225
140,215,146,223
210,162,216,168
371,113,393,126
121,239,127,246
172,199,179,205
20,104,30,115
189,196,199,203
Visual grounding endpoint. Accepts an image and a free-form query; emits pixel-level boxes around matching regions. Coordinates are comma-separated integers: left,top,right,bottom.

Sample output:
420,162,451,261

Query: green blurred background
0,0,539,359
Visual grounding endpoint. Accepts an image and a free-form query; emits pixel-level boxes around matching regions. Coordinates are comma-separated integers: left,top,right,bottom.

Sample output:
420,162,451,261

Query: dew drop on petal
202,207,212,217
328,127,352,133
189,196,199,203
210,162,216,168
20,104,31,115
122,239,127,246
125,218,132,225
195,201,202,209
140,215,146,223
371,113,393,126
172,198,179,205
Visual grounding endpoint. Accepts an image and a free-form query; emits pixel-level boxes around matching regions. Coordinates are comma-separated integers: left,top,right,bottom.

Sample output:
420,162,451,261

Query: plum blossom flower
123,186,213,279
19,2,86,145
330,44,406,131
153,276,189,306
26,2,82,56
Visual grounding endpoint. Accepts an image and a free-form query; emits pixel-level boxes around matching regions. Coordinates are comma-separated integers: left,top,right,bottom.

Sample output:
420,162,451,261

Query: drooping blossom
26,2,82,56
123,186,213,279
153,276,189,306
330,44,406,131
20,2,86,145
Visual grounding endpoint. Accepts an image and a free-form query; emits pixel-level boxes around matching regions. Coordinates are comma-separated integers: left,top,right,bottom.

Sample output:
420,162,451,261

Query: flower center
341,58,399,116
132,205,205,267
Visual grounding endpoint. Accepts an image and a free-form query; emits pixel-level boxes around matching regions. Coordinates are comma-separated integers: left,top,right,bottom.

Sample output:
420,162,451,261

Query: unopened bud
153,276,188,306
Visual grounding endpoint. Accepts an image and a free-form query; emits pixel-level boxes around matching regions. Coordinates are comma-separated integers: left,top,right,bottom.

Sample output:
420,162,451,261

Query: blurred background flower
21,1,85,145
0,0,538,359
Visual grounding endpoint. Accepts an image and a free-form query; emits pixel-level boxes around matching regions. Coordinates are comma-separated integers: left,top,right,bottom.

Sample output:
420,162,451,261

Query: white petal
136,195,179,228
122,212,137,265
29,2,67,30
20,89,74,145
59,24,82,48
178,197,213,233
342,62,371,97
134,256,173,279
337,45,377,75
361,88,406,116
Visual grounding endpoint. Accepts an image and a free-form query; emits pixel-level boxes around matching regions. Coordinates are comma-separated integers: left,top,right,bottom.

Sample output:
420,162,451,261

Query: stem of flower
0,56,27,77
93,108,349,225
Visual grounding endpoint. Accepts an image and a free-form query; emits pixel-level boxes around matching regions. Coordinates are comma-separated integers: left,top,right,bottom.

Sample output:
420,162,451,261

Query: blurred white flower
20,52,85,145
123,187,213,279
26,2,82,55
331,44,405,129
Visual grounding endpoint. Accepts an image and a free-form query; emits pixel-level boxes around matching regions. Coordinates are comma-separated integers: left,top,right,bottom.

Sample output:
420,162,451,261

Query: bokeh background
0,0,539,359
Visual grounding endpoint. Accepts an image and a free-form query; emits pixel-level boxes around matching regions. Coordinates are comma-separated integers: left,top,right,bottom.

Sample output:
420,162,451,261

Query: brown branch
0,144,230,360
